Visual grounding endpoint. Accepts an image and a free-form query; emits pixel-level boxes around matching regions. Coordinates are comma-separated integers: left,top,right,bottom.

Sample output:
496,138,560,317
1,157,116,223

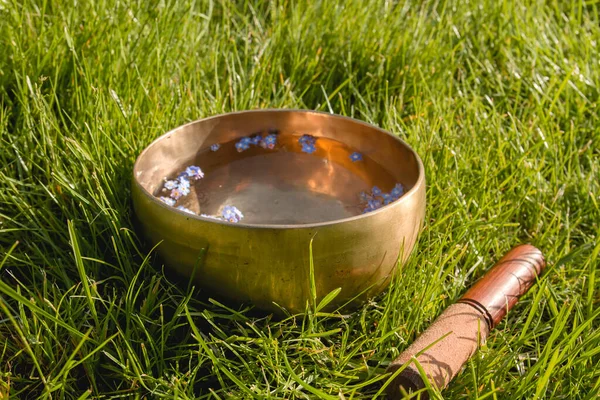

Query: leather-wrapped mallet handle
457,244,546,329
386,244,545,399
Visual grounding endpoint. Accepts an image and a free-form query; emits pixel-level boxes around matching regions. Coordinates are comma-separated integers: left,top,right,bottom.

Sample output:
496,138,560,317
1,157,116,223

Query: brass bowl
132,110,425,313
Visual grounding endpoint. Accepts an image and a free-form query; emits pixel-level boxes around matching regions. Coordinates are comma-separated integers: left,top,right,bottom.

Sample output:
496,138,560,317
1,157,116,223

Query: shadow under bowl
132,109,425,313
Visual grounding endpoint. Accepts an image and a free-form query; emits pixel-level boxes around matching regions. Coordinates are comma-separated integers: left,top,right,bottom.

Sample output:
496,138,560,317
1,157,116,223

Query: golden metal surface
132,109,426,313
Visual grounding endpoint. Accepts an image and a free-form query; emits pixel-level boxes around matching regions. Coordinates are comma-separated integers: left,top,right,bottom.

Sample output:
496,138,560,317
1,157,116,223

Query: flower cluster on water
158,164,244,223
155,134,404,222
299,134,317,154
261,134,278,149
221,205,244,223
360,183,405,213
235,137,252,152
198,205,244,223
199,205,245,223
161,165,204,201
234,132,278,152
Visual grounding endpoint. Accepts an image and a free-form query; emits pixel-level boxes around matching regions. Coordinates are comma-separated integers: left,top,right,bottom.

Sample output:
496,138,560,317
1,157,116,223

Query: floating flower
359,191,372,202
222,205,244,223
200,213,221,220
177,206,195,215
240,137,252,146
179,185,191,197
301,142,316,154
236,141,250,152
158,165,205,205
261,134,277,149
363,198,383,214
391,183,404,199
265,134,278,144
368,198,382,209
177,171,190,181
299,134,316,145
210,143,221,152
250,135,262,145
178,178,190,191
350,152,363,162
170,188,185,200
371,186,383,197
159,196,176,207
164,180,178,190
185,166,204,180
382,193,393,205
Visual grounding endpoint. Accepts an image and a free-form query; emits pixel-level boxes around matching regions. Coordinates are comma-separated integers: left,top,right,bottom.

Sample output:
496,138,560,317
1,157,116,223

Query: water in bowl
154,133,404,224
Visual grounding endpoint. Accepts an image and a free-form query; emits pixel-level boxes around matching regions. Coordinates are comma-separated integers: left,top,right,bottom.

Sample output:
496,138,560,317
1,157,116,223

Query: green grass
1,0,599,398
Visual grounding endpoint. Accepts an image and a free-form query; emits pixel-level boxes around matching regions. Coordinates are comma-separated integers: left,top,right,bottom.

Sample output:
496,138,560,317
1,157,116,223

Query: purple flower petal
170,188,183,200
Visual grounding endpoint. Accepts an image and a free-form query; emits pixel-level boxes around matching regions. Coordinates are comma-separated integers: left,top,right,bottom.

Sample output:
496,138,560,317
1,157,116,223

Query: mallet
386,244,546,398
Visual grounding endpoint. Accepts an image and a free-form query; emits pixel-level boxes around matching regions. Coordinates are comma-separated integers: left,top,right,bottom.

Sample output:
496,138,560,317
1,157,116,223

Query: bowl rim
133,109,425,230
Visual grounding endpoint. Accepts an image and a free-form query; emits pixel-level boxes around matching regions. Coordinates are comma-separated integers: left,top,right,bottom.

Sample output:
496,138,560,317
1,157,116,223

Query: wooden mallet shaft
386,244,546,398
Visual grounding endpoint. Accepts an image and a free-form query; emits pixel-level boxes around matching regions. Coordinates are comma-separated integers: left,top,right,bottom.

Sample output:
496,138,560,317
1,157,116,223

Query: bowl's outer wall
132,110,426,313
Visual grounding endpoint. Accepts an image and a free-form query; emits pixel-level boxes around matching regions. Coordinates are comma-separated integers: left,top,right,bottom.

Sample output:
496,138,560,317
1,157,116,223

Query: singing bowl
132,110,425,313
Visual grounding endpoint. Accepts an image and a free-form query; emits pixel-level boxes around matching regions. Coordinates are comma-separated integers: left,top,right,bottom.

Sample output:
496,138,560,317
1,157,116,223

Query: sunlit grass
0,0,599,398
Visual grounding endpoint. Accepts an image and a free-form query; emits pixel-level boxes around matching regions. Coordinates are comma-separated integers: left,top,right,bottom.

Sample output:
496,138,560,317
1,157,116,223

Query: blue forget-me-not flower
236,140,250,152
261,134,277,149
391,183,404,199
222,205,244,223
185,166,204,180
350,152,363,162
301,142,316,154
164,180,178,190
299,134,316,145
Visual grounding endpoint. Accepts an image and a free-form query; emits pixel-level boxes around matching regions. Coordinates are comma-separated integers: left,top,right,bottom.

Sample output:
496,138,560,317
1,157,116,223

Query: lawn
1,0,599,398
